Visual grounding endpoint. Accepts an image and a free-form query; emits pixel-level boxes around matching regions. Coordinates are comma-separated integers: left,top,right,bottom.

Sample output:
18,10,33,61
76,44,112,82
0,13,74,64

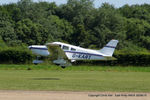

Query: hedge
0,47,150,65
0,47,34,64
114,51,150,66
74,51,150,66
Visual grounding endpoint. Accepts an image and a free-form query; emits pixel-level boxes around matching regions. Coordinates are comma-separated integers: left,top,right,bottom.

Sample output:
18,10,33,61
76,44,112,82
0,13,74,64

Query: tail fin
98,40,119,56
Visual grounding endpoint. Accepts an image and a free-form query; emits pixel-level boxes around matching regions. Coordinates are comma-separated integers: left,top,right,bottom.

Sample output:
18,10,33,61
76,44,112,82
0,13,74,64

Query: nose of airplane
28,46,32,49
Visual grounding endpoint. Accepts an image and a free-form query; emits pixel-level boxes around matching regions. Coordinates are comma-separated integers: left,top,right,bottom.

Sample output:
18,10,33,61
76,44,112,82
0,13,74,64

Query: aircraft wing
46,43,68,60
46,43,71,67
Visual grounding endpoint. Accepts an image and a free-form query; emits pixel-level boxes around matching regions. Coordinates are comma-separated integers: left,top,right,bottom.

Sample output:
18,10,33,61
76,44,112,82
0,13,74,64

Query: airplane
28,40,119,68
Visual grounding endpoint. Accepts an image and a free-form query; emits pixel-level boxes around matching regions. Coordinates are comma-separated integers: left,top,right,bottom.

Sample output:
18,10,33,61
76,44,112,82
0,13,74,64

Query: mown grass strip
0,70,149,92
0,64,150,72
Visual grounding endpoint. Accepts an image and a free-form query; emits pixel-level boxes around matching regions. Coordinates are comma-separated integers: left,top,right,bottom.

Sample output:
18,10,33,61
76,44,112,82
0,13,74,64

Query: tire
34,63,38,65
61,66,66,69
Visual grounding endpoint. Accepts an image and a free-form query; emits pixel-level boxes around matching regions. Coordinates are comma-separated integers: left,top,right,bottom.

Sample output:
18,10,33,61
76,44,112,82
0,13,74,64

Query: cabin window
62,45,69,50
71,48,76,51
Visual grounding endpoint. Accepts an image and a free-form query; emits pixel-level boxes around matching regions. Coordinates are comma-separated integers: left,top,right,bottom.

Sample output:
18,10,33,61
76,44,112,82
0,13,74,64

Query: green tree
0,7,18,46
15,19,42,45
46,15,74,42
125,19,150,41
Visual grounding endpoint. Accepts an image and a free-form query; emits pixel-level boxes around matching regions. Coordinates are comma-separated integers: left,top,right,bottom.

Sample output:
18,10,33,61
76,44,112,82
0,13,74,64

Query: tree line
0,0,150,52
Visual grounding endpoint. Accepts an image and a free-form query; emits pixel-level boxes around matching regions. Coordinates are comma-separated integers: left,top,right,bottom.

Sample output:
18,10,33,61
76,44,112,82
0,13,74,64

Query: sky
0,0,150,8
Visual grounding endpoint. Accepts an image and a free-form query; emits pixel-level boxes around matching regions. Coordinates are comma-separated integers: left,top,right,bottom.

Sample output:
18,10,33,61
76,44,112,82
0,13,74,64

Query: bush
114,51,150,66
0,46,150,66
0,47,34,64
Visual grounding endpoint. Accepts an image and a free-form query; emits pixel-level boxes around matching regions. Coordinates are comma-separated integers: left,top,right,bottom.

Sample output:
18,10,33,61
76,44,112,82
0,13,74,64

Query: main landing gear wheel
61,66,66,69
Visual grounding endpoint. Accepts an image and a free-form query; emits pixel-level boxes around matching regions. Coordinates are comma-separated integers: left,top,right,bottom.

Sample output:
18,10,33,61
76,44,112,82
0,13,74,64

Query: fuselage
28,42,109,61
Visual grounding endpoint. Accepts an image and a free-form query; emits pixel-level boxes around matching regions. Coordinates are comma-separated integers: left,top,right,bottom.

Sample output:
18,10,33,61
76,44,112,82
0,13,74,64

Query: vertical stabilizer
98,40,119,56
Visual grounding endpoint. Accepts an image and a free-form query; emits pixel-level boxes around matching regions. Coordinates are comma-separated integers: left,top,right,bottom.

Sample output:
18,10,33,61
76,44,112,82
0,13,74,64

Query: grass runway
0,65,150,92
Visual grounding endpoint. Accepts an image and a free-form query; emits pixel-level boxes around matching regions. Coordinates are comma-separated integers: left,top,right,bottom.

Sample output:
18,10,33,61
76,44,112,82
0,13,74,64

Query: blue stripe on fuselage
29,47,48,50
64,51,103,57
29,47,103,57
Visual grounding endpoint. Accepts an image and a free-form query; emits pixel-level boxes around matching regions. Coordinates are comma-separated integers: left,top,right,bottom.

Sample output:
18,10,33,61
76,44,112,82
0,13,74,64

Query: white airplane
28,40,118,68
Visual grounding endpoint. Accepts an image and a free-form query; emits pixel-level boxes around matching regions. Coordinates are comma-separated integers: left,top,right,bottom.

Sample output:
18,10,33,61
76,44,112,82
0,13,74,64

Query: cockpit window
71,48,76,51
62,45,69,50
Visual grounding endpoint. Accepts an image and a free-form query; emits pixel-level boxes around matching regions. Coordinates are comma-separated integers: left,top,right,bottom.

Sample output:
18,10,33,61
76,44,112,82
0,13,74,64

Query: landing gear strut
33,56,43,65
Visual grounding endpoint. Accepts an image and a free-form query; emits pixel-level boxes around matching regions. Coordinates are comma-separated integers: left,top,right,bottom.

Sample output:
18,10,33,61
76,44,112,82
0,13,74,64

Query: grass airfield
0,64,150,92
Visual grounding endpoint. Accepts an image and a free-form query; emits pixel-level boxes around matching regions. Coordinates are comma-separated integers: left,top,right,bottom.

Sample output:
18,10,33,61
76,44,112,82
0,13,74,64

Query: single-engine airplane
28,40,118,68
